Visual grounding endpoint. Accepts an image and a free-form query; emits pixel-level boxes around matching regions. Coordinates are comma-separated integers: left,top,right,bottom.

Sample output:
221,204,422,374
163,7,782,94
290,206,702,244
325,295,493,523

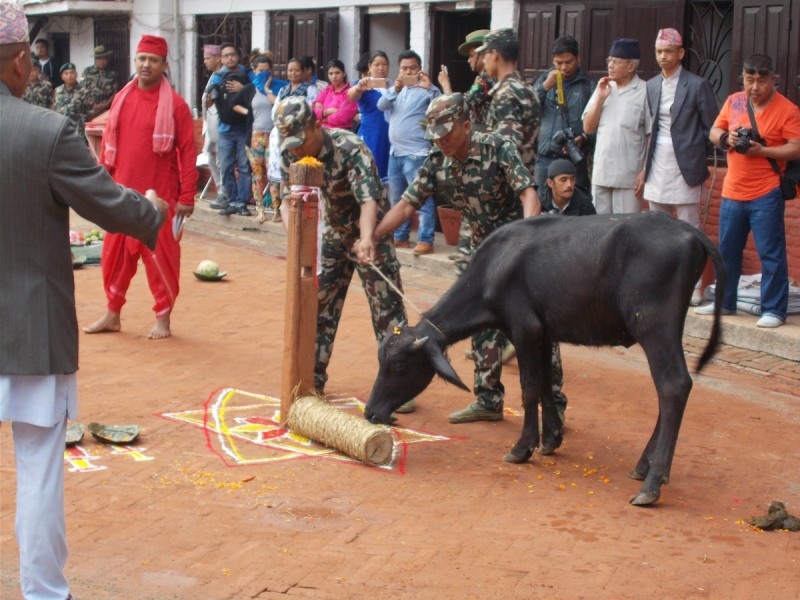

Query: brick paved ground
2,220,799,600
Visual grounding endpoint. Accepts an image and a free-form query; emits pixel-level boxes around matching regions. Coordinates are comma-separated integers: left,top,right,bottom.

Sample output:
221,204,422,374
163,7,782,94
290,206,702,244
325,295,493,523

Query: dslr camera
552,127,584,164
732,127,763,154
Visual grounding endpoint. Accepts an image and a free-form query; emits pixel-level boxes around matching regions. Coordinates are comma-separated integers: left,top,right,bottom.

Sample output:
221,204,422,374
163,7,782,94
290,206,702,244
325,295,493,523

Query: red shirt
102,83,197,206
715,91,800,200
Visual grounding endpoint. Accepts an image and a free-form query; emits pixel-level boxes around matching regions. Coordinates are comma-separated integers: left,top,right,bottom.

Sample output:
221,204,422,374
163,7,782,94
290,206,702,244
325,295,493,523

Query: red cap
136,35,168,58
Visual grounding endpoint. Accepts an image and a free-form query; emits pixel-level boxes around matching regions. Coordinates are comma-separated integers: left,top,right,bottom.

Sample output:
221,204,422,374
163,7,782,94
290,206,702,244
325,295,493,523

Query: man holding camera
534,36,595,193
696,54,800,328
583,38,650,214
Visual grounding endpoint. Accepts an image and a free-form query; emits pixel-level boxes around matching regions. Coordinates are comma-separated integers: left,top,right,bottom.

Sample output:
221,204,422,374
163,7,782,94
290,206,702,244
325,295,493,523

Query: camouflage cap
424,93,465,140
458,29,491,56
474,28,518,53
60,62,76,73
275,96,314,152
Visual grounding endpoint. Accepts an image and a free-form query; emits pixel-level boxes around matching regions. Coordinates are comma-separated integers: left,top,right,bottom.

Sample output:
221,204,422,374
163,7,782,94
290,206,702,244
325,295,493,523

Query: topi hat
275,97,315,152
474,28,518,53
458,30,491,56
424,93,465,140
655,28,683,48
136,34,168,58
609,38,641,60
0,1,30,45
203,44,221,56
93,45,113,57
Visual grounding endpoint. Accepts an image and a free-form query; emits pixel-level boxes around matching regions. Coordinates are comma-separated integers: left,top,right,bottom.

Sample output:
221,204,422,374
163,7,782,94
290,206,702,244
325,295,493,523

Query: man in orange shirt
696,54,800,328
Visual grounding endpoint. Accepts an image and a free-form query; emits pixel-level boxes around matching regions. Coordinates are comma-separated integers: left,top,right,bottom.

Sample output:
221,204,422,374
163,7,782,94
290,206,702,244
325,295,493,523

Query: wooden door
430,8,492,93
518,2,558,84
621,1,684,81
789,0,800,103
583,2,616,81
731,0,792,95
294,14,319,64
320,12,340,82
271,14,293,81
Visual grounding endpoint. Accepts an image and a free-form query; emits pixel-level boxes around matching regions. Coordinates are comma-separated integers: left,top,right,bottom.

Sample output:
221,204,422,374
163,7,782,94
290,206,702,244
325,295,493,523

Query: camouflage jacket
281,129,397,263
465,72,497,130
81,65,118,108
53,83,93,137
485,71,540,173
401,131,535,245
23,79,53,109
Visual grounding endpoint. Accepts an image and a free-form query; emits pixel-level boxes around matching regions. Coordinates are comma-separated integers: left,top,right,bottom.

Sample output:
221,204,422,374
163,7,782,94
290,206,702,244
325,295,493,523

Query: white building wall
490,0,518,30
182,14,196,108
251,10,268,52
338,6,359,80
408,2,429,71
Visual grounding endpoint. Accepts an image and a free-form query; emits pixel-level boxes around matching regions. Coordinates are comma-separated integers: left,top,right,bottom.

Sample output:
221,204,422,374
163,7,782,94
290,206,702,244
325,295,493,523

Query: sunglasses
744,67,771,77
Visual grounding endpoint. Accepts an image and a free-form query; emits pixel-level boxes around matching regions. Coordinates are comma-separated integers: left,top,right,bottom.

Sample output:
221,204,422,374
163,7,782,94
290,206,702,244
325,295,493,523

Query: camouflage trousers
314,241,408,391
458,241,567,413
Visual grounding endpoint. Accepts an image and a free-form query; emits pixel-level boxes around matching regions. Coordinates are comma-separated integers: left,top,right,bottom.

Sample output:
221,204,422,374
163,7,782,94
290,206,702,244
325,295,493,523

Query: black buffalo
364,212,726,506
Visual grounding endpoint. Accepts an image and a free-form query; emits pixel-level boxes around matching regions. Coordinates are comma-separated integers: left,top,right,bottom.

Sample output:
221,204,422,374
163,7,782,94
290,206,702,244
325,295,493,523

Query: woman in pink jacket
313,60,358,130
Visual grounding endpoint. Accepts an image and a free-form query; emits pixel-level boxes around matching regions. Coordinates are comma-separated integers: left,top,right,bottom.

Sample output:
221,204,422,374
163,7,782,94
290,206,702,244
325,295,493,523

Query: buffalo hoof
503,449,533,464
539,442,558,456
629,491,660,506
628,469,646,481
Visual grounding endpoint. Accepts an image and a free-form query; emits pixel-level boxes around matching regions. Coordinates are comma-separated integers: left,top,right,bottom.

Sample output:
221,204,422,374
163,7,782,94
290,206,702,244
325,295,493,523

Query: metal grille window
685,0,734,107
94,17,130,89
195,14,252,109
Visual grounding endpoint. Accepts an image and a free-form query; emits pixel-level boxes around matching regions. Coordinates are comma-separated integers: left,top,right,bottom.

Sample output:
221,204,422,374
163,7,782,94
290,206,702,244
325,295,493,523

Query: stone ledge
190,201,799,361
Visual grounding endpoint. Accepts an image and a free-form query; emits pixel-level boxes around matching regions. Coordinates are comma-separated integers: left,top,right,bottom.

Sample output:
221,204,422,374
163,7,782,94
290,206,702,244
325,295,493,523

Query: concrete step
189,200,800,362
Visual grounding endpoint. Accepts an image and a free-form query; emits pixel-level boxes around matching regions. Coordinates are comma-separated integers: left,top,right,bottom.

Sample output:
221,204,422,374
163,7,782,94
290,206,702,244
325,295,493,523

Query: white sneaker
694,303,735,315
690,289,703,306
756,314,785,328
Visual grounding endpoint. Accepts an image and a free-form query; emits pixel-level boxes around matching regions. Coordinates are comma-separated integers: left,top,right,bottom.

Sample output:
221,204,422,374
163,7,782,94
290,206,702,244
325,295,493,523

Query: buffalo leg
629,417,661,481
539,343,563,456
631,337,693,506
504,343,542,463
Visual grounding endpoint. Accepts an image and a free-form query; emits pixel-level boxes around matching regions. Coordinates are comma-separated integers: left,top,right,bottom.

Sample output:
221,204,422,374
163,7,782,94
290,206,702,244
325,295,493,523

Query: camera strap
746,98,782,178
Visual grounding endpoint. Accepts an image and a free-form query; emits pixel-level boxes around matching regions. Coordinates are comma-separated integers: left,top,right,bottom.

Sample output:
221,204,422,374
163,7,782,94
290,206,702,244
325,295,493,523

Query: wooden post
280,162,324,425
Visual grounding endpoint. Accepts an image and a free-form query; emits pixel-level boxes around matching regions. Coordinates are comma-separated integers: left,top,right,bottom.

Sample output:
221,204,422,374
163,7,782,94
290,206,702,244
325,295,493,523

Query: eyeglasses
606,58,630,66
221,52,237,58
744,67,771,77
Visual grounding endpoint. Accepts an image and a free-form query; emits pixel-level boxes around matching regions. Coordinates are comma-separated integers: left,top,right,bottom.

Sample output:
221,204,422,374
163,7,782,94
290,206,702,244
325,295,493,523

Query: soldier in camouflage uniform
22,57,53,109
437,29,499,273
477,28,541,173
364,93,566,424
81,45,118,118
53,63,93,139
276,97,409,396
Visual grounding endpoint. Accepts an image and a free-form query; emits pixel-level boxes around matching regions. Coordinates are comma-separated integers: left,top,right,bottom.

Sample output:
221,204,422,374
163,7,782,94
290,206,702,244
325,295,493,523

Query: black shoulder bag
746,98,799,201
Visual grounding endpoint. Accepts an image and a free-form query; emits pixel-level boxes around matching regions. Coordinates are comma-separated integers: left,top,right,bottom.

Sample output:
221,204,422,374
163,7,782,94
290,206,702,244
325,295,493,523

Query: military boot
448,402,503,424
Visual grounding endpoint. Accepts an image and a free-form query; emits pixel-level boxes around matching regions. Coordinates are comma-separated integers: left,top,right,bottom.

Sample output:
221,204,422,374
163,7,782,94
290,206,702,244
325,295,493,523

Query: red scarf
103,76,175,169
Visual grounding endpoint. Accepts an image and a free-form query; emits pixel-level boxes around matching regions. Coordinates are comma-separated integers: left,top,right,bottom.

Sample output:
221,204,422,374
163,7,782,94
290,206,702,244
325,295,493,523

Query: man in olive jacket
0,5,167,596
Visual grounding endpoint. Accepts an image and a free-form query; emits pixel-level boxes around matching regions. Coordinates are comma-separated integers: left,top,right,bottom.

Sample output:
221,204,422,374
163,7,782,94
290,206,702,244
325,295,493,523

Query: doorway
430,7,492,94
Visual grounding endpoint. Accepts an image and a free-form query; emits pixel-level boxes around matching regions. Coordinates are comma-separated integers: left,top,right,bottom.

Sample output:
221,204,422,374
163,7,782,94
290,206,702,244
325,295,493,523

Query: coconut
197,260,219,278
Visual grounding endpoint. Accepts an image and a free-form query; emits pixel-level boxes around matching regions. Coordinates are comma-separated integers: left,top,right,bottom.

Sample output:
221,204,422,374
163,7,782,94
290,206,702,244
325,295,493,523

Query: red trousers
101,215,180,318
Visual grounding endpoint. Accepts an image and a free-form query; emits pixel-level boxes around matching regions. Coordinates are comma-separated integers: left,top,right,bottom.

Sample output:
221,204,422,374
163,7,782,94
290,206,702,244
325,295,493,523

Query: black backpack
212,70,250,126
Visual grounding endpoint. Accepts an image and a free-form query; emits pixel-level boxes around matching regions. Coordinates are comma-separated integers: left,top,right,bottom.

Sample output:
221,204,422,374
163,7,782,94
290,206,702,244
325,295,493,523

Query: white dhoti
644,136,703,223
1,374,77,600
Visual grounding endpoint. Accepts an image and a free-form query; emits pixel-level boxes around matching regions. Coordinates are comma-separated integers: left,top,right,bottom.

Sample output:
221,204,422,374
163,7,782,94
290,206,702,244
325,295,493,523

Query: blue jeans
718,187,788,320
219,126,252,207
387,154,435,244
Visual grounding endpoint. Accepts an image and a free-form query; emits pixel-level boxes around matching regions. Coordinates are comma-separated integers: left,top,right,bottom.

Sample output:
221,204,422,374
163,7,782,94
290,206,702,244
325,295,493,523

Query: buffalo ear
429,347,470,392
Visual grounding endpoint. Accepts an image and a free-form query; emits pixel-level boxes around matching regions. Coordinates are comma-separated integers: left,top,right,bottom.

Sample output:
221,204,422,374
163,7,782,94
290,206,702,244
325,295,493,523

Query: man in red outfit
84,35,197,339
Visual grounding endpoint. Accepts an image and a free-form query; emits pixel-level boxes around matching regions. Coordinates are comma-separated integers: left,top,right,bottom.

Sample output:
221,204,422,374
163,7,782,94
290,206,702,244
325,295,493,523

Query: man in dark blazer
0,3,167,596
643,28,718,304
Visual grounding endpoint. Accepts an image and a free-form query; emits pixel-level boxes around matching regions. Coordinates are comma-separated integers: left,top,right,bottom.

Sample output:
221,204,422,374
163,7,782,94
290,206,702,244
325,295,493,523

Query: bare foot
148,314,171,340
83,311,121,334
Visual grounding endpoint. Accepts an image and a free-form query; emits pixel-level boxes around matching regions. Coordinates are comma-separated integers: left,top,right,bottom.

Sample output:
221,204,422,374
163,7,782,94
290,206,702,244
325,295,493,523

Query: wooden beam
280,162,324,425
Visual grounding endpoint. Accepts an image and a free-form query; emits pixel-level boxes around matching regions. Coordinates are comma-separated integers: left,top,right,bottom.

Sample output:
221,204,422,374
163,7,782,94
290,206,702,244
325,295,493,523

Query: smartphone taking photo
367,77,386,89
400,74,419,87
